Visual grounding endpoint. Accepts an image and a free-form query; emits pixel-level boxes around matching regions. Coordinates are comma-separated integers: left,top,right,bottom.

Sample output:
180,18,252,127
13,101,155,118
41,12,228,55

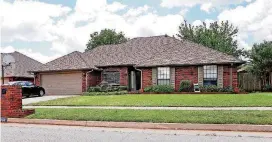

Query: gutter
134,66,142,89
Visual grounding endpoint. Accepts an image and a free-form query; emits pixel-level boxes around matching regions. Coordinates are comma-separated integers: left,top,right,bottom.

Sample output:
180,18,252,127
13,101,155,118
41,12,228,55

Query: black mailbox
1,88,7,95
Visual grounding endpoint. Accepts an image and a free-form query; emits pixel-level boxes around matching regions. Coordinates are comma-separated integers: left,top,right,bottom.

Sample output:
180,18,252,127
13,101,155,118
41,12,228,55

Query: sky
1,0,272,63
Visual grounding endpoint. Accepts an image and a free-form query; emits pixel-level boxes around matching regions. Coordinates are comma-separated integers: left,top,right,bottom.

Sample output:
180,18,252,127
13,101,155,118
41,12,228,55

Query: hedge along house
30,35,244,95
1,51,43,84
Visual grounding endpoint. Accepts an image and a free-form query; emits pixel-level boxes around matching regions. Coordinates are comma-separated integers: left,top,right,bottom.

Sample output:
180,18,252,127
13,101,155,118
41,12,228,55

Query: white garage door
41,72,82,95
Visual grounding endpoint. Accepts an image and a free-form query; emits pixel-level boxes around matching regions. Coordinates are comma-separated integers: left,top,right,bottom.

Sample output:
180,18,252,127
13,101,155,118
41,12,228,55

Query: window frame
203,65,218,86
102,71,120,84
157,67,170,85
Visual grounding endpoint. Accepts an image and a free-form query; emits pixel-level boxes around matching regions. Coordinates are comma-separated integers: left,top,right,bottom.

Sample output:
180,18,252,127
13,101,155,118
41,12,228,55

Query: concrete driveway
23,95,76,105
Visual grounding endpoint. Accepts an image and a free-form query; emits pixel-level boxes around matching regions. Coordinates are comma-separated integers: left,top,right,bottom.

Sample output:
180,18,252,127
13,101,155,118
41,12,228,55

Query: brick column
82,72,86,92
142,68,152,89
1,85,35,118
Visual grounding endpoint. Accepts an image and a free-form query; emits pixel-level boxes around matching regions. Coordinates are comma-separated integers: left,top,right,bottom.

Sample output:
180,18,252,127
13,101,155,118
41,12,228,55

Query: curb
23,106,272,110
3,118,272,132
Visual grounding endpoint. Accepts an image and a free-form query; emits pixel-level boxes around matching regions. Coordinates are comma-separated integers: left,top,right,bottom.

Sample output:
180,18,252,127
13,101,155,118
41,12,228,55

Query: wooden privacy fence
238,73,262,91
238,72,272,92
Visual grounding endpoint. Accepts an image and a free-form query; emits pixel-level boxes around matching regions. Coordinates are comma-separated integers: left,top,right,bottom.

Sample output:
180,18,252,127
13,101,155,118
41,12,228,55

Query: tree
86,29,128,51
248,41,272,88
177,20,245,58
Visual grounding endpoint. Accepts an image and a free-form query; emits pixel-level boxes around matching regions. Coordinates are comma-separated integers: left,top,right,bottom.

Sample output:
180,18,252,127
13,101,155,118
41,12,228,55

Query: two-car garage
40,72,82,95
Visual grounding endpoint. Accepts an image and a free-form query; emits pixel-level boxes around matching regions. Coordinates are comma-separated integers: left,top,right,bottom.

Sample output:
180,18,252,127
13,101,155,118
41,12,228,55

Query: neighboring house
1,51,43,84
30,35,244,95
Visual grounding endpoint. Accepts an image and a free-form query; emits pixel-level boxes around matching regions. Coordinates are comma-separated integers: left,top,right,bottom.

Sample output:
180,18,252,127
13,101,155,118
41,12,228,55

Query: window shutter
217,66,223,88
198,66,204,86
152,68,157,85
170,68,175,87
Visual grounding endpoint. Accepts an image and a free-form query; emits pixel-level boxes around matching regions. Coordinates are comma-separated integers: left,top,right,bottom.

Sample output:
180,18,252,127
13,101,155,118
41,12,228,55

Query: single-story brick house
30,35,244,95
1,51,43,84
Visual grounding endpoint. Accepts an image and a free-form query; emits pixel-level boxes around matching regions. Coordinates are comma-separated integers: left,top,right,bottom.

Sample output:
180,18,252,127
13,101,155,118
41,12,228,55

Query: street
1,123,272,142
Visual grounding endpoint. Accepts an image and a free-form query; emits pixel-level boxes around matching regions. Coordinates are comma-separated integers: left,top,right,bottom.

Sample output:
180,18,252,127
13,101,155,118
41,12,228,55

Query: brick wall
175,66,198,91
142,68,152,89
34,73,41,86
87,71,101,87
82,72,86,92
102,67,128,86
1,85,34,118
223,65,238,88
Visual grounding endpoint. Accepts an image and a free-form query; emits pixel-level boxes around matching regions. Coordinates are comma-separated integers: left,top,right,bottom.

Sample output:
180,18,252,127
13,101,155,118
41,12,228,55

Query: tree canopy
248,41,272,86
177,20,245,58
86,29,128,51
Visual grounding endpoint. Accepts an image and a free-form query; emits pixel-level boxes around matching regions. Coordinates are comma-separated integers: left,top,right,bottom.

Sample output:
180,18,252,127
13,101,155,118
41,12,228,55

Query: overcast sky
1,0,271,63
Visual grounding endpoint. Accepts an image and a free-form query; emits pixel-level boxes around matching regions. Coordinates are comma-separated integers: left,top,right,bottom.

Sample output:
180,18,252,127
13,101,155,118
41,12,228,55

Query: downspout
85,69,94,91
134,66,142,89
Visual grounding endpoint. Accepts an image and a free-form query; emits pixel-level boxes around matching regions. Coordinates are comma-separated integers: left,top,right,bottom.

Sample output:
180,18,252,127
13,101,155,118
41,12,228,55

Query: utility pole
1,63,11,84
1,65,4,85
1,54,15,84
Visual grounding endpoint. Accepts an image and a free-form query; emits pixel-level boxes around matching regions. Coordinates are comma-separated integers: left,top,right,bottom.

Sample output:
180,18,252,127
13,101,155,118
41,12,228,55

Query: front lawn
29,93,272,107
27,108,272,125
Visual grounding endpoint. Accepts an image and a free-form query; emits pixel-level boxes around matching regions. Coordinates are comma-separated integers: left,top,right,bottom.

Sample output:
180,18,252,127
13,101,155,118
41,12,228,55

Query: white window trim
203,65,218,85
157,67,170,85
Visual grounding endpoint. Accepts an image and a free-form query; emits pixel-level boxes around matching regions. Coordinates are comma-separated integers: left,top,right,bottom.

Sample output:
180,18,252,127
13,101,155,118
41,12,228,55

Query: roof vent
164,34,168,37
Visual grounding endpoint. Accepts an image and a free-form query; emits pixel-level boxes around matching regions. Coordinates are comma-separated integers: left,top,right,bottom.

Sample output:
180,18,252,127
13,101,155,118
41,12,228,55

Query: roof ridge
136,42,181,65
76,51,92,68
44,51,80,65
182,39,243,61
14,51,43,64
130,35,168,40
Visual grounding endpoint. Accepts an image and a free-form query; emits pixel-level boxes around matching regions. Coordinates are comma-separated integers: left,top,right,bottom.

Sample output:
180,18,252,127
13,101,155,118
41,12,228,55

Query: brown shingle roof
30,35,244,72
1,51,43,77
137,39,244,67
32,51,92,72
83,35,180,67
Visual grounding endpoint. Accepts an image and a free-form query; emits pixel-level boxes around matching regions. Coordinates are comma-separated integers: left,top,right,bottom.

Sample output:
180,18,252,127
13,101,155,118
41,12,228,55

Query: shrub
263,84,272,92
153,85,175,93
207,85,218,92
144,85,174,93
83,91,127,96
88,86,128,92
144,86,153,92
117,86,128,91
222,86,234,92
179,80,192,92
88,87,101,92
199,85,234,92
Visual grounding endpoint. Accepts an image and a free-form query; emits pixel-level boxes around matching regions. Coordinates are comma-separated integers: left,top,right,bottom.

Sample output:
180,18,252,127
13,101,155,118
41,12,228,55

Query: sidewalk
5,118,272,132
23,106,272,110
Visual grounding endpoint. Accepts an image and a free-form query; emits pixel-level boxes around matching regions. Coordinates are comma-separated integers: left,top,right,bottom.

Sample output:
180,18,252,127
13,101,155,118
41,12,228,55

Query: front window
102,71,120,84
157,67,170,85
203,65,217,86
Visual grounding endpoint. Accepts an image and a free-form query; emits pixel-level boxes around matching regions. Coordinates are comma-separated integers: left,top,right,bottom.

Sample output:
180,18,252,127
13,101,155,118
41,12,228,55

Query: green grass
26,108,272,125
29,93,272,107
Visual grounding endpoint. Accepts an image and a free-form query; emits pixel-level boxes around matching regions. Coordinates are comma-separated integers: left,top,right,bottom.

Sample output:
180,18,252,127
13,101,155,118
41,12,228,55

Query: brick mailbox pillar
1,85,35,118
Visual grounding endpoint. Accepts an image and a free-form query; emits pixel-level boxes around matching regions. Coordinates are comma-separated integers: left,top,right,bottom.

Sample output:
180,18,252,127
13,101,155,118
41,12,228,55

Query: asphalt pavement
2,123,272,142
